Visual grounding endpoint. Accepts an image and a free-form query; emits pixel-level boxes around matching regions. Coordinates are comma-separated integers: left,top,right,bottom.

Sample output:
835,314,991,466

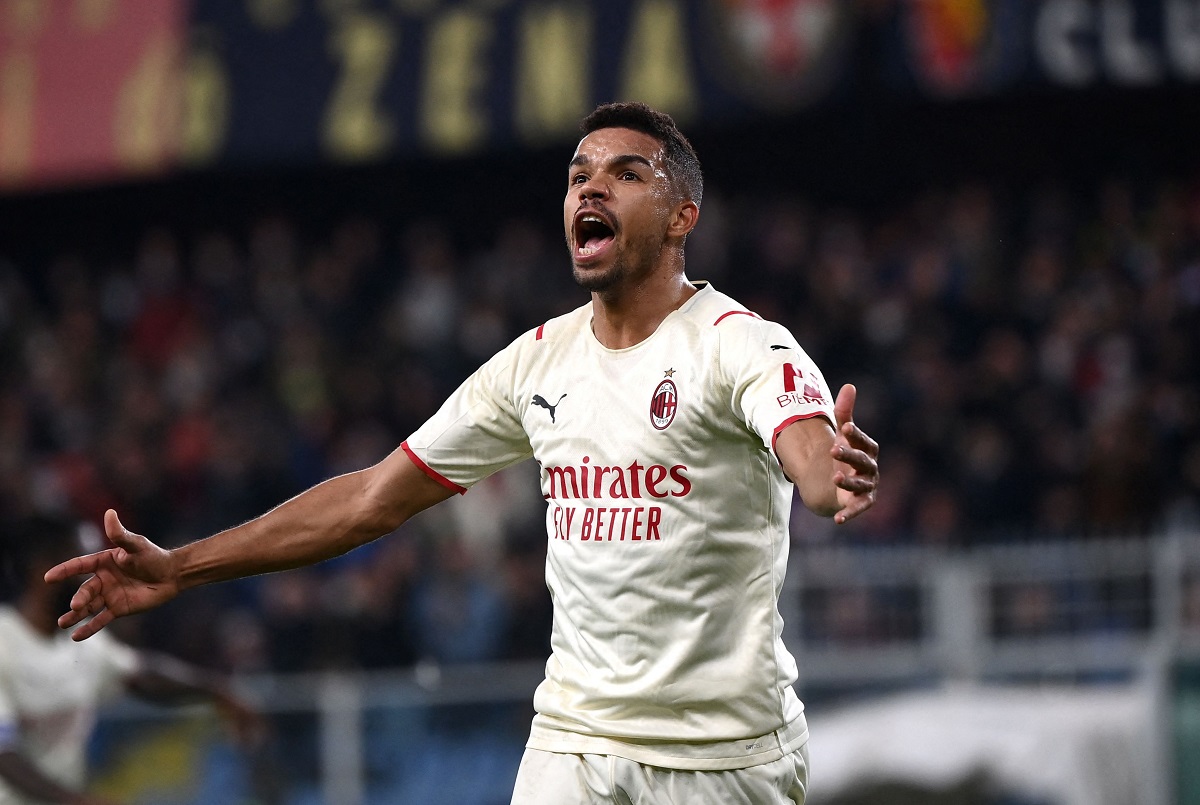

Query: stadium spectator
0,166,1196,665
0,515,261,805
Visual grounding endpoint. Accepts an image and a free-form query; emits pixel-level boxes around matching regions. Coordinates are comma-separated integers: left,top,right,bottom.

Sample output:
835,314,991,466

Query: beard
573,257,626,292
569,230,662,294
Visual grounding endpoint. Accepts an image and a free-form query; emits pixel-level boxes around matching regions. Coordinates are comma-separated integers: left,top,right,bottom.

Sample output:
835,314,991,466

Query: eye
620,170,640,181
570,173,588,185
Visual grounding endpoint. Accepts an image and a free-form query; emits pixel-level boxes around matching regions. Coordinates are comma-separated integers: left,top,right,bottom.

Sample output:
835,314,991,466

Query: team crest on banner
903,0,1019,96
650,379,678,430
703,0,853,110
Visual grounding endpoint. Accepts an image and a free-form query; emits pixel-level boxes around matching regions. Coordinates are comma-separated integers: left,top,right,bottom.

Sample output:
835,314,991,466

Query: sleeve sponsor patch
778,363,827,406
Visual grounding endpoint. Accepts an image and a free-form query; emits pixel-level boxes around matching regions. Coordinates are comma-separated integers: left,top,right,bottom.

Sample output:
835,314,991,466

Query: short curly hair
580,102,703,208
1,514,79,598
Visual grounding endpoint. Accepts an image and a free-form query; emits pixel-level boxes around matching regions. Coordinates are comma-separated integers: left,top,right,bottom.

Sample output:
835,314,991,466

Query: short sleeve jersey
403,282,834,770
0,606,141,804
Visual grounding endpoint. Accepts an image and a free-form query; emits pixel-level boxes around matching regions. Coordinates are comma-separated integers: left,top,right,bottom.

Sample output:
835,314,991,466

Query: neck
18,589,58,637
590,267,697,349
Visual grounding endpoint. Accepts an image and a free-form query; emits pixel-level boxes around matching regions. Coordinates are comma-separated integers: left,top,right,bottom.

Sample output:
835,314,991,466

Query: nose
578,176,609,201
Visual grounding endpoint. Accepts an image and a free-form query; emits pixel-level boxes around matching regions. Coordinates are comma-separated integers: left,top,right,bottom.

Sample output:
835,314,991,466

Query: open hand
830,384,879,524
44,510,181,641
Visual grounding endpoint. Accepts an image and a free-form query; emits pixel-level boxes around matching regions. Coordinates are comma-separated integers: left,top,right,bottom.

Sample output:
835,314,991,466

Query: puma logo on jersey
532,393,567,422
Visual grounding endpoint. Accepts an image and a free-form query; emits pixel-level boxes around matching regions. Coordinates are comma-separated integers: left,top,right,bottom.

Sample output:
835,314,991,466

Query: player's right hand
44,509,181,641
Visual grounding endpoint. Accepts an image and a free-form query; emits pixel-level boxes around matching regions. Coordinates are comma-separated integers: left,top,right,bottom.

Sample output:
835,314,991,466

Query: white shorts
509,744,809,804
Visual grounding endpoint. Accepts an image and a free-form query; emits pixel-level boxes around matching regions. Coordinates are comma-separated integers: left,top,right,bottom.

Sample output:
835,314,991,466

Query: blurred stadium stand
2,0,1199,803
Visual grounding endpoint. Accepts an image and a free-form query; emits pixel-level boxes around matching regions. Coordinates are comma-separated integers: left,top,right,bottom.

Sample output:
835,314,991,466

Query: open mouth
574,212,615,260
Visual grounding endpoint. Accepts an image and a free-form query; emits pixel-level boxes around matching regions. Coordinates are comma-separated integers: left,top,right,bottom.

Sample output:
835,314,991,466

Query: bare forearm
793,453,840,517
776,418,840,517
126,653,264,746
175,468,403,590
48,447,454,642
126,652,229,704
776,387,880,525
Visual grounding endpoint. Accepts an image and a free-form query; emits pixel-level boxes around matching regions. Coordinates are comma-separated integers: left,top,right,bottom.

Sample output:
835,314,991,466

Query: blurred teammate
0,515,259,805
47,103,879,804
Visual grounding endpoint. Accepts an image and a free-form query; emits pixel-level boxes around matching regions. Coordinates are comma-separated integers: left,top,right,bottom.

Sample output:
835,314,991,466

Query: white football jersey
0,606,140,804
404,282,834,770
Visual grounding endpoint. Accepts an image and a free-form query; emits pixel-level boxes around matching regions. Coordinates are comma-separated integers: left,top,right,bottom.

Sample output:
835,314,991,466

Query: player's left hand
830,384,879,524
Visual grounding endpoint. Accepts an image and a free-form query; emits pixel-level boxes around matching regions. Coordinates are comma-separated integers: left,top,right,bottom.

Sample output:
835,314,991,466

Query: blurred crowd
1,173,1198,672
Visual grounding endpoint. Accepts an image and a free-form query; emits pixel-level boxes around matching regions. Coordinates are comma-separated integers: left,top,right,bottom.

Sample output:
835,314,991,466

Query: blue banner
3,0,1197,189
183,0,860,168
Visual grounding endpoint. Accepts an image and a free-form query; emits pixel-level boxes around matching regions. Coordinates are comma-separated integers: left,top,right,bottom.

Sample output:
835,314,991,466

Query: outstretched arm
775,384,879,523
46,446,455,641
126,652,264,745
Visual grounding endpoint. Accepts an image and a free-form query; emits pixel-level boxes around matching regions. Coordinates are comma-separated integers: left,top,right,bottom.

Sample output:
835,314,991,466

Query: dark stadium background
4,81,1199,259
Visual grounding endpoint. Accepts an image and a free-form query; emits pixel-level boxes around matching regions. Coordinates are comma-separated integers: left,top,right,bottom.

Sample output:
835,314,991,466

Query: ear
667,200,700,240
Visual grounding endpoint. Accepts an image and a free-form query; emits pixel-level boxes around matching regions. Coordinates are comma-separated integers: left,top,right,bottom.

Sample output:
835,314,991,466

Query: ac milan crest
650,378,678,430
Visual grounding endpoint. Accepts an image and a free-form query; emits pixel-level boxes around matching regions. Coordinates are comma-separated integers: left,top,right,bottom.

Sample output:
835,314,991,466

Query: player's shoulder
0,605,21,637
523,300,591,347
468,303,587,375
687,282,761,329
67,625,139,675
0,606,27,665
476,302,590,386
0,611,11,679
690,282,796,345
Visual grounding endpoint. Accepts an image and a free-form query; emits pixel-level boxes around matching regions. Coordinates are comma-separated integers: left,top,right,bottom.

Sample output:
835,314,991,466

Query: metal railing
783,532,1200,688
90,531,1200,804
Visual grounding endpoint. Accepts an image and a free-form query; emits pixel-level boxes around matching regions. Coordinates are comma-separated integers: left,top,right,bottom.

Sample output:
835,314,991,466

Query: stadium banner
188,0,857,168
2,0,1198,190
168,0,1200,170
0,0,188,190
879,0,1200,98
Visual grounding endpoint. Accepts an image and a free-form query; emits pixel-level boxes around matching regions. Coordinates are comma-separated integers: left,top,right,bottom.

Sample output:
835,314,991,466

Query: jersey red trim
401,441,467,495
535,323,545,340
771,412,834,454
713,310,761,326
